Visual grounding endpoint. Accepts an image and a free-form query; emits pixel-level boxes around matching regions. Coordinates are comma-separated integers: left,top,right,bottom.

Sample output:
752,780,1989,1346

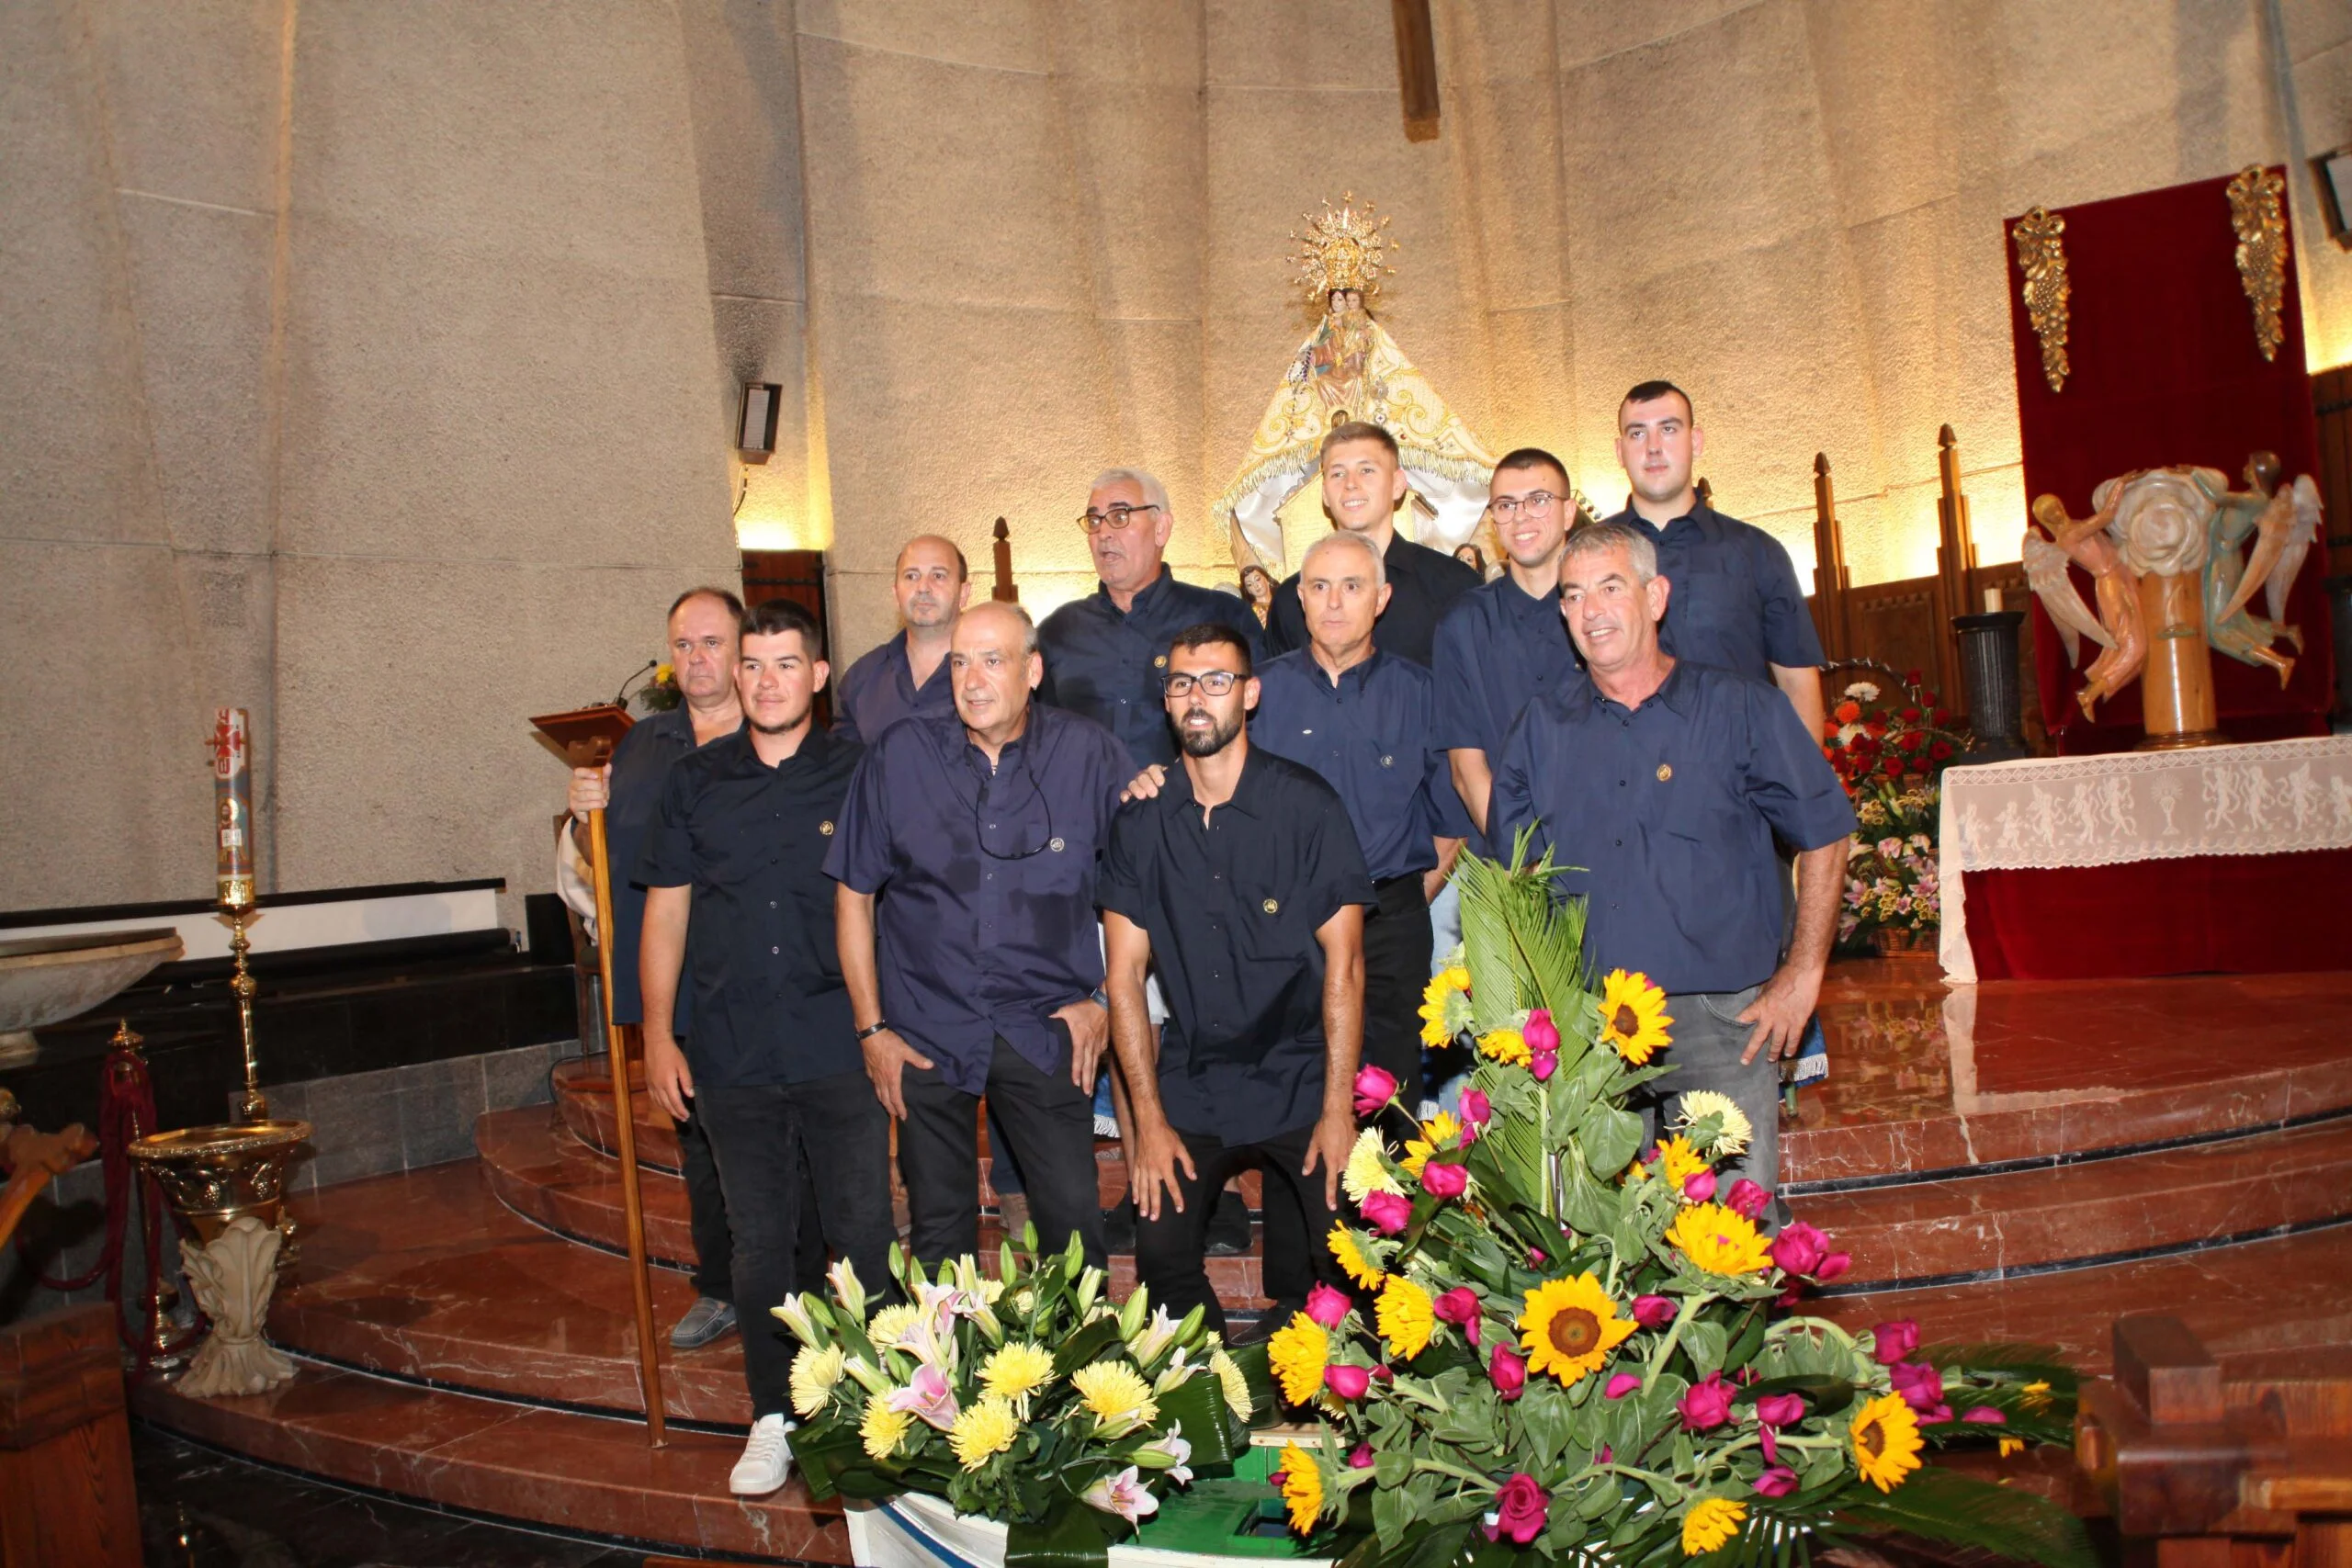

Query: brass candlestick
220,894,266,1125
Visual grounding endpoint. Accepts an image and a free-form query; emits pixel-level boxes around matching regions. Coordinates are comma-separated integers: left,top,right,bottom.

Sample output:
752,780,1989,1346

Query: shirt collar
1626,502,1723,543
1163,742,1272,821
1097,563,1173,618
1588,657,1692,719
722,723,835,773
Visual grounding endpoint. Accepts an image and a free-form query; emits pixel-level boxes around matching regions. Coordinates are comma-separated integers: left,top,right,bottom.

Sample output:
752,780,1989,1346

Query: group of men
558,379,1857,1497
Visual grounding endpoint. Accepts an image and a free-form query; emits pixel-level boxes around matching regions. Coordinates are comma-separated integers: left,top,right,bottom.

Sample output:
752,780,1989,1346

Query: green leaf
1520,1380,1574,1469
1583,1107,1644,1178
1052,1316,1124,1377
1005,1495,1114,1568
1835,1465,2098,1568
1154,1375,1236,1477
1737,1373,1857,1420
1680,1320,1728,1378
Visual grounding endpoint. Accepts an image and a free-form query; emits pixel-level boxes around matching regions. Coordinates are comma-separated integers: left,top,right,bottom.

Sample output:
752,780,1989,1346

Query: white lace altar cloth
1937,735,2352,982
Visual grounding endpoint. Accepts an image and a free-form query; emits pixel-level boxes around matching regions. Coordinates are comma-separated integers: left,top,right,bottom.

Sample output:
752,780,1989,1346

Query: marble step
1792,1113,2352,1289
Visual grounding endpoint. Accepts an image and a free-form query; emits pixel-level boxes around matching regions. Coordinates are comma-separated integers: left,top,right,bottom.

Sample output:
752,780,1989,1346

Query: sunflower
1476,1026,1531,1066
1850,1392,1925,1492
861,1400,914,1461
1518,1273,1635,1383
1420,965,1473,1046
1666,1202,1774,1278
1071,1361,1158,1433
978,1341,1055,1404
1598,969,1673,1064
1400,1111,1462,1179
1267,1313,1329,1405
1276,1442,1325,1534
1681,1496,1747,1556
1342,1128,1403,1202
788,1343,844,1417
1656,1134,1712,1192
1376,1274,1437,1359
1672,1089,1753,1157
949,1394,1021,1469
1209,1347,1254,1421
1328,1223,1385,1290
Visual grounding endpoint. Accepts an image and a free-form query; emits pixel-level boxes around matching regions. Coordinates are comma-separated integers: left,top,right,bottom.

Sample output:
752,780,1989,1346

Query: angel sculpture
2025,487,2147,719
2188,455,2311,688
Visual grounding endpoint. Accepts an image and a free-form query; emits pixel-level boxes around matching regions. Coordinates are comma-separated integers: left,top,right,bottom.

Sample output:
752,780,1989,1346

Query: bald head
894,534,970,632
949,601,1040,744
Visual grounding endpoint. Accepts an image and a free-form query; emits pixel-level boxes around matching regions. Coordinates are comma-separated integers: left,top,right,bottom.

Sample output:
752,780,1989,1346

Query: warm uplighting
734,512,823,551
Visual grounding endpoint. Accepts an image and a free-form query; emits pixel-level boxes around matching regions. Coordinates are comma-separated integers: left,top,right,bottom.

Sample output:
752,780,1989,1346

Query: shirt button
769,900,777,908
771,945,781,954
1615,839,1623,847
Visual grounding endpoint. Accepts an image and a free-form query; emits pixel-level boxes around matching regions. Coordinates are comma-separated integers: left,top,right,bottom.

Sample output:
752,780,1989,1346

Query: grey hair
965,598,1039,655
1091,468,1170,516
1561,521,1658,582
1300,528,1386,588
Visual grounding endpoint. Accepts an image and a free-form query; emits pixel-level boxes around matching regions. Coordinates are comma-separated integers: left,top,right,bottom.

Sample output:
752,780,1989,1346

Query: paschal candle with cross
212,707,254,908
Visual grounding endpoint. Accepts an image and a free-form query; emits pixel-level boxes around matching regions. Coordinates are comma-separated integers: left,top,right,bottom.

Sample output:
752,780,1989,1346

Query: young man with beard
637,599,889,1496
1098,623,1373,1334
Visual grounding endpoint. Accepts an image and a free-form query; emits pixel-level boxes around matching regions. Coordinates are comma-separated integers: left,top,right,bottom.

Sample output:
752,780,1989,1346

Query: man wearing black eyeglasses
828,601,1130,1270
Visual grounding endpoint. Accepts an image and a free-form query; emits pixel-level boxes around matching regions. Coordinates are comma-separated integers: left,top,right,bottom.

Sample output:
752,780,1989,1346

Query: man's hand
568,764,611,850
861,1028,934,1120
1052,998,1110,1090
1736,963,1825,1066
1120,763,1168,803
1125,1114,1196,1222
1301,1106,1353,1210
642,1031,695,1122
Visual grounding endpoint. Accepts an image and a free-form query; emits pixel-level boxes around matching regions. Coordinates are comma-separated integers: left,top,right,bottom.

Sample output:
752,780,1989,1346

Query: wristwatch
855,1021,893,1042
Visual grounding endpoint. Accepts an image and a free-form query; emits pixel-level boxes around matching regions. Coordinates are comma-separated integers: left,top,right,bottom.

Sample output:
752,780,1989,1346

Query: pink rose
1484,1472,1548,1546
1770,1222,1831,1277
1683,1169,1717,1202
1871,1320,1919,1365
1962,1406,2007,1425
1815,1251,1851,1282
1725,1179,1771,1219
1431,1287,1481,1348
1527,1247,1546,1265
1306,1283,1352,1327
1524,1010,1560,1056
1361,1190,1411,1235
1488,1344,1526,1403
1677,1371,1736,1430
1530,1049,1558,1081
1349,1443,1375,1468
1604,1372,1640,1400
1352,1065,1399,1117
1753,1466,1799,1498
1325,1364,1371,1400
1458,1089,1491,1134
1755,1393,1805,1427
1632,1294,1677,1329
1889,1360,1943,1411
1422,1160,1468,1199
1921,1404,1953,1424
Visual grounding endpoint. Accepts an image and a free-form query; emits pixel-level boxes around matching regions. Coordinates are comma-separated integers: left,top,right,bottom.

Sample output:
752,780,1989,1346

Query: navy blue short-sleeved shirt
1099,748,1374,1145
598,705,706,1031
824,705,1129,1093
1039,567,1265,768
1601,504,1825,682
832,632,955,746
1489,661,1856,997
1431,573,1578,850
1249,649,1472,883
635,728,864,1089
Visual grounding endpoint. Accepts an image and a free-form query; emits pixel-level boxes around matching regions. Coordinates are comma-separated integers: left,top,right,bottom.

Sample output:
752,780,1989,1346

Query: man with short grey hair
1491,523,1853,1204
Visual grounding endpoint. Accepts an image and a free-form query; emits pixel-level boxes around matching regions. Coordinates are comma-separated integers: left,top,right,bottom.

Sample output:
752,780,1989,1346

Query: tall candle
1983,586,2004,614
211,706,254,908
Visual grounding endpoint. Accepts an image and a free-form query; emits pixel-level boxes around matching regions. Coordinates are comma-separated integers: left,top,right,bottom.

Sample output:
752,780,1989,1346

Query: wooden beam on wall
1391,0,1440,142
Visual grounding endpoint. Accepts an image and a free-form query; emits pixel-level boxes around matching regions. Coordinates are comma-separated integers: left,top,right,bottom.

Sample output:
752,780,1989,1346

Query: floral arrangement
775,1240,1249,1562
1823,671,1965,953
1261,837,2089,1568
633,660,683,713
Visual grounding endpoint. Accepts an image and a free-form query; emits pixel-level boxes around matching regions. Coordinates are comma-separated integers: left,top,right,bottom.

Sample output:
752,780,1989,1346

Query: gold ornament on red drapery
2226,164,2287,364
2012,206,2071,392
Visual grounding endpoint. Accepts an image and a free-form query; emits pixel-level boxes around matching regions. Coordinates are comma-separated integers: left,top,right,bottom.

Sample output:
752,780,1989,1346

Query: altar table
1937,736,2352,983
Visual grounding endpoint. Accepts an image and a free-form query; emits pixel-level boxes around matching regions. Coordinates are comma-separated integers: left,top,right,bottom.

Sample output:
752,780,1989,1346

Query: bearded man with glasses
828,601,1130,1270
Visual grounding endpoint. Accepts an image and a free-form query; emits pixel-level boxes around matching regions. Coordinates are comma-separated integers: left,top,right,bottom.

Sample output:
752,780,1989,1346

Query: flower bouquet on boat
777,837,2093,1568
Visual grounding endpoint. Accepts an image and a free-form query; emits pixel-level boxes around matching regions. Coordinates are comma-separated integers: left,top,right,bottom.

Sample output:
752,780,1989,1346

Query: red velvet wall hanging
2004,168,2334,754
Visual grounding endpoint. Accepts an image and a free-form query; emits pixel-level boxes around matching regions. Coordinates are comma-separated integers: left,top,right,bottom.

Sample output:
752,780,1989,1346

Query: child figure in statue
2189,457,2303,688
2025,489,2147,719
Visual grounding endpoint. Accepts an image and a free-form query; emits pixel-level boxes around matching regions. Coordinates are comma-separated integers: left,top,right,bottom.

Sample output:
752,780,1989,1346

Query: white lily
1080,1466,1160,1526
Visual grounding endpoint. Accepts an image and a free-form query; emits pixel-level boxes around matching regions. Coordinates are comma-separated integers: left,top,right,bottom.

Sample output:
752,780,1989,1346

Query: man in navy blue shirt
1434,449,1578,846
1605,382,1826,740
832,536,967,745
829,602,1130,1270
1039,468,1264,769
638,599,888,1497
1491,524,1853,1203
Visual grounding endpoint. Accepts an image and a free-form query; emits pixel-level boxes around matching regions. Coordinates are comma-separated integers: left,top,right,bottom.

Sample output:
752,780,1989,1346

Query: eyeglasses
1162,671,1243,698
1078,503,1161,534
1490,491,1560,523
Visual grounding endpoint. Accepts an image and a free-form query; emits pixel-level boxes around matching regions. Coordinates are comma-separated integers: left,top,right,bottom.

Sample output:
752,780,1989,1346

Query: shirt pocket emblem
1655,764,1672,783
1380,755,1395,768
820,820,836,836
1154,655,1168,668
1261,898,1279,914
1049,837,1066,853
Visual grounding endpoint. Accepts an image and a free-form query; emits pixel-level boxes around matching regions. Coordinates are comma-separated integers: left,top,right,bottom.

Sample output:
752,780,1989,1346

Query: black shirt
1600,502,1825,682
600,705,706,1029
1098,748,1374,1145
636,727,864,1089
1038,566,1266,768
1264,531,1481,668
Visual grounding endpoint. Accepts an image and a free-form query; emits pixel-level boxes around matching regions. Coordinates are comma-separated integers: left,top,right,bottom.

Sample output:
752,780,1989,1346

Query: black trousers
899,1026,1105,1271
673,1107,734,1303
695,1069,893,1419
1261,874,1427,1303
1135,1119,1346,1338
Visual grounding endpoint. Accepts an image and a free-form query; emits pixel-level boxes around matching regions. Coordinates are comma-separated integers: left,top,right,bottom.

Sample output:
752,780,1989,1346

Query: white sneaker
730,1413,796,1495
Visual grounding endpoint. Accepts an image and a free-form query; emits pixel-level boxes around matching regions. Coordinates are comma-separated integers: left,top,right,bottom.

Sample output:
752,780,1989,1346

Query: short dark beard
1177,710,1243,759
749,705,810,737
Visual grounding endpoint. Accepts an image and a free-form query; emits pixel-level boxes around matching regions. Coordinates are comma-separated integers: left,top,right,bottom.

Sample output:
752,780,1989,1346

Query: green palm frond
1834,1466,2098,1568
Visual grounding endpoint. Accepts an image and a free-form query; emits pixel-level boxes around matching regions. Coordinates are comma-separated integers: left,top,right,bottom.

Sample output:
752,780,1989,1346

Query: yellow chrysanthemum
1681,1496,1747,1556
861,1400,913,1461
1419,966,1472,1047
1850,1392,1925,1492
1209,1348,1253,1421
1401,1111,1462,1179
1277,1442,1324,1534
1070,1360,1158,1431
2019,1380,2053,1411
1267,1313,1329,1405
979,1342,1055,1404
1672,1089,1753,1157
652,662,673,684
1476,1027,1531,1066
1518,1273,1635,1383
1657,1134,1712,1193
1342,1127,1403,1202
1376,1274,1436,1360
866,1303,918,1345
1599,968,1673,1065
1667,1202,1774,1278
948,1393,1021,1469
1997,1436,2026,1458
1328,1223,1384,1290
788,1343,844,1417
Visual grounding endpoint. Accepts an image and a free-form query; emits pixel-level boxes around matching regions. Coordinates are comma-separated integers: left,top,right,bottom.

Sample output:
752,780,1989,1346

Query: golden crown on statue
1290,191,1396,301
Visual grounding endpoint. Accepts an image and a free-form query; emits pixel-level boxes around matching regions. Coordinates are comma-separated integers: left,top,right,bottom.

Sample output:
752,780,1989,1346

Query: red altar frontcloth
1962,849,2352,981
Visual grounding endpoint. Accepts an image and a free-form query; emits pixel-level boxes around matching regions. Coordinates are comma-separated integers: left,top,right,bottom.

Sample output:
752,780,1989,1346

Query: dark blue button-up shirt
1432,574,1577,849
1249,649,1472,883
832,632,956,745
1039,567,1265,768
1490,661,1856,997
824,705,1129,1093
1602,503,1824,682
1100,749,1374,1145
601,705,707,1031
636,728,864,1089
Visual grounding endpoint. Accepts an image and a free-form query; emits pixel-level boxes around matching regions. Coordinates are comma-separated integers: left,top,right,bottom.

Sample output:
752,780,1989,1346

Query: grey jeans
1648,985,1784,1212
